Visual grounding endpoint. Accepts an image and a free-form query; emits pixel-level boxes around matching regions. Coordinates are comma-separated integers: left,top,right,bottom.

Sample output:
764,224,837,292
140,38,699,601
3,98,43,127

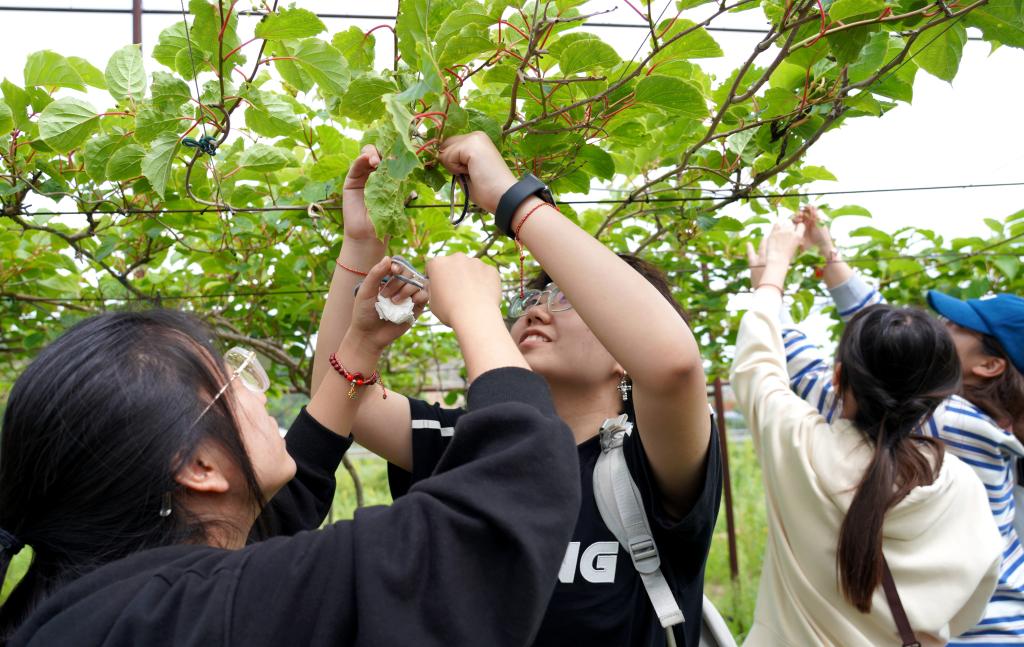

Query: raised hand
341,145,383,243
437,133,517,214
349,257,425,351
425,254,502,328
793,205,834,254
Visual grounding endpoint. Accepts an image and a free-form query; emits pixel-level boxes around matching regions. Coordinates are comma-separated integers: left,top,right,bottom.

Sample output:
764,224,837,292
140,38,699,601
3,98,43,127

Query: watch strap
495,174,554,238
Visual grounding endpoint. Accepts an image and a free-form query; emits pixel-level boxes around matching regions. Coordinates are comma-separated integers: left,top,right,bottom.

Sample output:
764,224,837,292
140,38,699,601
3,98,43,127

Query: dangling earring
617,373,632,402
159,492,173,518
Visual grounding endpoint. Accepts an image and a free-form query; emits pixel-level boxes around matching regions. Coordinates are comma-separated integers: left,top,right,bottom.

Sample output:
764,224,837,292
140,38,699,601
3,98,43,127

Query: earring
617,374,632,402
159,492,173,518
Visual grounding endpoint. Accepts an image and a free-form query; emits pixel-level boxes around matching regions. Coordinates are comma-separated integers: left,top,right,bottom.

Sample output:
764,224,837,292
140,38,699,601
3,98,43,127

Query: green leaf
135,106,184,143
828,204,872,218
152,22,206,78
339,76,396,123
993,255,1020,281
382,95,420,180
633,75,707,119
24,51,85,90
142,133,181,199
106,45,147,102
829,0,884,22
333,27,376,71
309,155,350,182
67,57,107,89
965,0,1024,48
291,39,349,96
559,39,620,74
654,19,723,61
150,72,192,111
255,8,326,40
364,158,406,236
912,22,967,82
244,91,302,137
436,11,494,42
238,144,291,172
395,0,430,68
799,166,836,181
0,101,11,134
577,144,615,180
38,97,99,152
83,133,123,182
106,144,146,180
437,27,495,67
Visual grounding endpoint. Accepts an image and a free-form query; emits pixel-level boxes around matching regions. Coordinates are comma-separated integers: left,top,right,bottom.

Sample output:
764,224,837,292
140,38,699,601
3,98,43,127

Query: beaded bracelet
329,353,387,399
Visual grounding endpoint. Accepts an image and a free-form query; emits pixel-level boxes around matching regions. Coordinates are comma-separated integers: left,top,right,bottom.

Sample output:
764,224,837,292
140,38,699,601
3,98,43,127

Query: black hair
834,305,961,612
0,310,268,638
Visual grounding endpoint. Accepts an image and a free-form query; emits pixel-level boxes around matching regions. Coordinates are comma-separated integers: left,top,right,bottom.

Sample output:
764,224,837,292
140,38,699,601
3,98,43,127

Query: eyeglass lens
224,348,270,392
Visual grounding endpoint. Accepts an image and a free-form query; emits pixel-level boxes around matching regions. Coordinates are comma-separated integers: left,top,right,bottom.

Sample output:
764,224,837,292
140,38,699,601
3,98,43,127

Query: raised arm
437,133,710,516
308,147,427,471
731,220,823,456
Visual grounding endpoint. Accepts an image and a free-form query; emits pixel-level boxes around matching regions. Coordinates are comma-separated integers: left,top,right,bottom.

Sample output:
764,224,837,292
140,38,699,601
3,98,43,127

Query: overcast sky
3,0,1021,246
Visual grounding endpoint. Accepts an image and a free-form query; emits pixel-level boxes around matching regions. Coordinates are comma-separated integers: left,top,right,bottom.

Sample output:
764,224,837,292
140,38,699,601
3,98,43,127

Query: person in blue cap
751,206,1024,646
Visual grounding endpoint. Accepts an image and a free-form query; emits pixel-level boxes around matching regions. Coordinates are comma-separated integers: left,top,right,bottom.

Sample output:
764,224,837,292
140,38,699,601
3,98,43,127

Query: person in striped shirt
765,206,1024,644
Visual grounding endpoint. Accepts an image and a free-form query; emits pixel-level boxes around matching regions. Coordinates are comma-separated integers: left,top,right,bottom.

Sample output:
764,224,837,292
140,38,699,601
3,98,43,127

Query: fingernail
391,263,401,273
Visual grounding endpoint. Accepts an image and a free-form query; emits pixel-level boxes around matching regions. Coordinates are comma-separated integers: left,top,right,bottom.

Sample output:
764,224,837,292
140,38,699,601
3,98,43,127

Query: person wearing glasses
319,134,720,647
0,254,582,646
766,207,1024,645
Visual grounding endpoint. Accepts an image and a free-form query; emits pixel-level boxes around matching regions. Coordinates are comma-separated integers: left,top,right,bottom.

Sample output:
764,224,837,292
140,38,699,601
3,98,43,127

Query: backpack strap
593,414,685,632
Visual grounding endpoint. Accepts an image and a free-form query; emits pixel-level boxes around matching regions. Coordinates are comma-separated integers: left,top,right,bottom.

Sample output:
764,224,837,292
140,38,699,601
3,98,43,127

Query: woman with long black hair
732,220,1001,646
777,207,1024,644
0,255,581,646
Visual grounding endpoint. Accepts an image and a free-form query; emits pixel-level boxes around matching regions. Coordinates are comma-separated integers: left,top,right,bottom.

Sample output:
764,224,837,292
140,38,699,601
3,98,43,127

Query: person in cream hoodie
732,219,1002,647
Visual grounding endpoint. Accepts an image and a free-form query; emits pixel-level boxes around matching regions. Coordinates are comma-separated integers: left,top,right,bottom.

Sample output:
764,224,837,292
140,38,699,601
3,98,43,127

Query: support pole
713,377,739,580
132,0,143,45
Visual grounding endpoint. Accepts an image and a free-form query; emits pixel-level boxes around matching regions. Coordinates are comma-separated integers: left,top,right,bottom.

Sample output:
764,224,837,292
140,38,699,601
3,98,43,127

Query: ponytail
834,306,961,612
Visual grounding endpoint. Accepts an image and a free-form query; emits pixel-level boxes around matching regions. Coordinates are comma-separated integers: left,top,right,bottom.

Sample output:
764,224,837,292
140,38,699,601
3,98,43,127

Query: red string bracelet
514,201,557,298
328,353,387,399
335,259,369,277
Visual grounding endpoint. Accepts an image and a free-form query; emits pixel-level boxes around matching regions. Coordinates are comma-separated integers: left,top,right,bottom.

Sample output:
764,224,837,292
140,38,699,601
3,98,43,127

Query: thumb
746,241,758,265
794,222,807,239
356,256,392,302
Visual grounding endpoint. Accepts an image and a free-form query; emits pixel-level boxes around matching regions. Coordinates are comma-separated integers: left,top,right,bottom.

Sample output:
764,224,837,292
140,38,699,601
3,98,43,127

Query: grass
2,441,768,642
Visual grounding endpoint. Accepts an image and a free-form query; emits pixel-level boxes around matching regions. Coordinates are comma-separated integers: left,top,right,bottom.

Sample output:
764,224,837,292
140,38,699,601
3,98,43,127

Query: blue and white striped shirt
782,273,1024,645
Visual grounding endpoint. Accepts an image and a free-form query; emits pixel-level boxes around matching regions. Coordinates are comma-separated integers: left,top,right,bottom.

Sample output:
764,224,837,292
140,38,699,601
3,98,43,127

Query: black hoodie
10,368,581,647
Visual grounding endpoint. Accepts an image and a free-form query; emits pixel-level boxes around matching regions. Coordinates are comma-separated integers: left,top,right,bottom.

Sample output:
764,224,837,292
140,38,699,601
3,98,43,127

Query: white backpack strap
593,415,685,632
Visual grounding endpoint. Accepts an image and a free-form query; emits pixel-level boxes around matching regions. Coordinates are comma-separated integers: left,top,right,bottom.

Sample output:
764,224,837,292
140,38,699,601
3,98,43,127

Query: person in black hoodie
0,254,581,647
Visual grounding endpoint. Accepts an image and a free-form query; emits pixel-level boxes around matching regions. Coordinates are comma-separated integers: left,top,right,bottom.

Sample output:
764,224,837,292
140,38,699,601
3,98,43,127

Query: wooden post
132,0,143,45
713,377,739,580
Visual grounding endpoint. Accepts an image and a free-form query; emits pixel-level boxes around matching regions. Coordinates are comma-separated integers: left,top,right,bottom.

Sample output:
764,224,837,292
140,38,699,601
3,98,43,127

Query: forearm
307,330,385,437
819,245,854,289
452,308,531,383
512,199,701,386
311,240,386,394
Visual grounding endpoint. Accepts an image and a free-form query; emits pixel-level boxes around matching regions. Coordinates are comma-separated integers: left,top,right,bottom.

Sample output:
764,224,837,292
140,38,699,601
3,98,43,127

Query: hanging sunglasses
449,174,470,226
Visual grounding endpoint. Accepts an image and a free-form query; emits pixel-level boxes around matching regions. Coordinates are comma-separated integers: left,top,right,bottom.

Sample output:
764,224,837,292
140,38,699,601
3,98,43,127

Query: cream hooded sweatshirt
731,290,1002,647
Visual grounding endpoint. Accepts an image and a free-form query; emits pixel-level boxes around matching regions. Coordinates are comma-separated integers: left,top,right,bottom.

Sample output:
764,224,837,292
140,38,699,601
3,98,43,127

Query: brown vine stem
597,1,983,234
502,0,760,137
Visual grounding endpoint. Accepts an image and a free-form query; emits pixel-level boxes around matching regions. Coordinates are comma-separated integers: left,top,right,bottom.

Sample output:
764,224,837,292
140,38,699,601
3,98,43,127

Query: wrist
449,303,504,335
337,331,386,368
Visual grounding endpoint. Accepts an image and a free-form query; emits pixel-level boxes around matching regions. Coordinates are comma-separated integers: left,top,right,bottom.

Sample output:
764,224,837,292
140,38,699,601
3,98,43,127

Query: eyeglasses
191,347,270,427
507,283,573,319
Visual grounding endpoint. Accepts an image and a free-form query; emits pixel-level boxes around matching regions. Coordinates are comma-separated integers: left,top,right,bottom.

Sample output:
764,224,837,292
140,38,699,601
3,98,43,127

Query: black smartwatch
495,173,555,238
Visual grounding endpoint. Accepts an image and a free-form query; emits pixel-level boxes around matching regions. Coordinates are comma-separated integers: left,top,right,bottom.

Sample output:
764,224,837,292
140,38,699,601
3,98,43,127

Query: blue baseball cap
927,290,1024,374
